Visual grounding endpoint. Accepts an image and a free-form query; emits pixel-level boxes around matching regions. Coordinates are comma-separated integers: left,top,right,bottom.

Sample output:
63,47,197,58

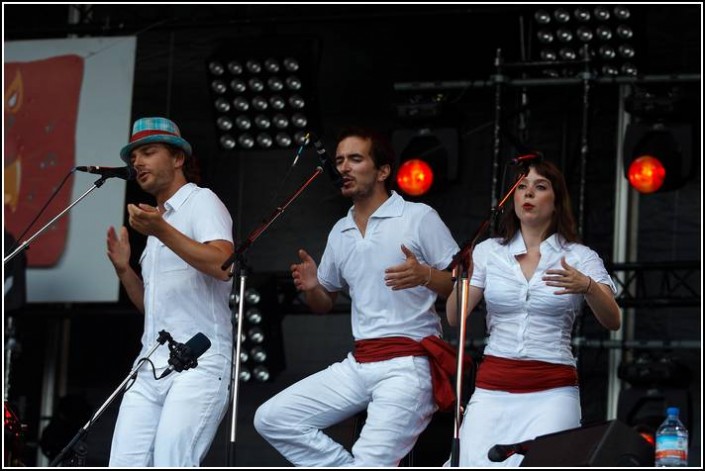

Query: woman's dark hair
498,159,579,245
165,143,201,185
336,126,396,192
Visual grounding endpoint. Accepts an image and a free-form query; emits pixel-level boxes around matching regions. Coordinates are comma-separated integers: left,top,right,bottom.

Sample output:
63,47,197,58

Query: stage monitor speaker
520,420,654,467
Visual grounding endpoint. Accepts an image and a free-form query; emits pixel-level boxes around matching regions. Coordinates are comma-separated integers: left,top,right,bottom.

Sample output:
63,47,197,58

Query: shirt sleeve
317,228,343,293
192,189,234,244
579,246,617,294
417,209,459,269
469,238,491,289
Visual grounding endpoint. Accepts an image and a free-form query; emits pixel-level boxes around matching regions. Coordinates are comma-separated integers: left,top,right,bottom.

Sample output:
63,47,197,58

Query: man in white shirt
254,126,460,466
106,117,234,466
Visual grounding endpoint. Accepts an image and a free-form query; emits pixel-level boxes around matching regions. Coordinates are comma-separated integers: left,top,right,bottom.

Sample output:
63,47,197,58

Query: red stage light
627,155,666,194
397,159,434,196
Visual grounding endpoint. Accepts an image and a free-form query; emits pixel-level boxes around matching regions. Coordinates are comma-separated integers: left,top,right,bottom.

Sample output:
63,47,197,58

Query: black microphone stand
3,176,109,265
446,166,530,467
220,165,326,466
48,330,173,467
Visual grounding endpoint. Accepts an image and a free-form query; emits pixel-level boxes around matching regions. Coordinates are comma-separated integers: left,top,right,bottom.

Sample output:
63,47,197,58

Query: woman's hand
543,256,592,295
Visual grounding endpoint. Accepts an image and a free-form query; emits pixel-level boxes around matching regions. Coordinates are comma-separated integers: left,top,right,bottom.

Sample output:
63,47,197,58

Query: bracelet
584,277,592,294
422,265,432,287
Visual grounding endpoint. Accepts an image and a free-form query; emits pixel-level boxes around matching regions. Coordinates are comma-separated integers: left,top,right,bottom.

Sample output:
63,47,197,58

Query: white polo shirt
318,191,459,342
472,232,616,367
138,183,233,367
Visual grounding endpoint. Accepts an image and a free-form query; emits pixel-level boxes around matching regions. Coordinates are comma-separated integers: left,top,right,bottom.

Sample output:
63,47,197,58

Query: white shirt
318,191,459,341
472,232,616,367
138,183,233,366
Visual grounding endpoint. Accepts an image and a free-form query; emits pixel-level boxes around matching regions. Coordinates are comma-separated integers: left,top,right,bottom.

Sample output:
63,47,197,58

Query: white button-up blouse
471,233,616,367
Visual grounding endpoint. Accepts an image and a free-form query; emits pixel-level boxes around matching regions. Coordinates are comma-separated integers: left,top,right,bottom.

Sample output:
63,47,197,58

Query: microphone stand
220,165,325,466
49,330,173,467
446,166,530,467
4,176,109,265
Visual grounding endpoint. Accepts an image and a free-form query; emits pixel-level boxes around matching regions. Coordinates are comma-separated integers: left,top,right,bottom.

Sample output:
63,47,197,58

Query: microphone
487,439,533,462
75,165,136,181
310,135,344,189
158,332,211,379
510,153,543,166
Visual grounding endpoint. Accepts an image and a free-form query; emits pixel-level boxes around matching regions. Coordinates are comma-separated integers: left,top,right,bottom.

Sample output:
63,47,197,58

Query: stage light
238,134,255,149
246,307,263,324
253,365,271,382
537,29,554,44
208,61,225,76
623,123,692,194
229,292,239,308
251,346,267,363
392,128,459,198
627,156,665,194
534,10,551,25
554,8,570,23
594,6,610,21
623,85,695,193
207,39,319,151
256,133,273,148
577,27,593,42
215,97,230,113
397,159,434,196
617,354,692,441
245,288,261,305
220,135,236,150
614,5,631,20
217,116,233,131
533,5,639,77
234,275,286,383
239,367,251,382
248,327,265,344
275,132,292,147
211,79,227,94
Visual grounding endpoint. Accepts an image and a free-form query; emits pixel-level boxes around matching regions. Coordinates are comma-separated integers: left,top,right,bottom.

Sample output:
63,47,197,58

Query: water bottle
655,406,688,467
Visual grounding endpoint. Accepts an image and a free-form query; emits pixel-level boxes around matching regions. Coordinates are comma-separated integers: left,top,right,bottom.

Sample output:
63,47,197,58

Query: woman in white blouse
446,159,621,467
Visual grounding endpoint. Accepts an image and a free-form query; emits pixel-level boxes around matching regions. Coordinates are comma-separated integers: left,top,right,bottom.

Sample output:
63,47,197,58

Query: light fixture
397,159,434,197
234,275,286,383
392,127,459,198
245,288,261,305
623,123,692,193
533,5,639,77
623,86,694,194
246,307,263,324
253,365,271,382
207,39,319,151
617,354,692,443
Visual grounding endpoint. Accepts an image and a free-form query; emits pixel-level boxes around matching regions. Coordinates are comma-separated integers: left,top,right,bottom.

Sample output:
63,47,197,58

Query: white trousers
447,386,581,467
254,353,436,467
109,354,231,467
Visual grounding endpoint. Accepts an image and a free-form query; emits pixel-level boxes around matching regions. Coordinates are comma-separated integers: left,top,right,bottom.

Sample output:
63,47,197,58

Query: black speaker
520,420,654,467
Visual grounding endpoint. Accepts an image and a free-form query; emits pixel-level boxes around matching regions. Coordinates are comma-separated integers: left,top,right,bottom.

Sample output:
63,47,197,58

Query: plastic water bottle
655,406,688,467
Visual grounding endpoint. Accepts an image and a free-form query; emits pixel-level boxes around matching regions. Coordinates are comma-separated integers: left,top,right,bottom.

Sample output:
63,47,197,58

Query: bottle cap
666,406,680,416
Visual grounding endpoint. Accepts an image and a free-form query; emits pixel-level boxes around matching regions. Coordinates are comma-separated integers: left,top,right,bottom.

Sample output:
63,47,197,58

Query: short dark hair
165,143,201,185
499,159,579,244
336,126,396,192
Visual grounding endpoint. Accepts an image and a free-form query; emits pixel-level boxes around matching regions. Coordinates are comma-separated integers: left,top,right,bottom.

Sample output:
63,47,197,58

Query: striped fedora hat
120,117,192,163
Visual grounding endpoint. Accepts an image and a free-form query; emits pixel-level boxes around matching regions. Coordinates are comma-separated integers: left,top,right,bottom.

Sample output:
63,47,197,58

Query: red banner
4,55,84,267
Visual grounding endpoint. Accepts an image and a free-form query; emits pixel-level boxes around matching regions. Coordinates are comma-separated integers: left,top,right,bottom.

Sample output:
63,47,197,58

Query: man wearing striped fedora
106,117,234,466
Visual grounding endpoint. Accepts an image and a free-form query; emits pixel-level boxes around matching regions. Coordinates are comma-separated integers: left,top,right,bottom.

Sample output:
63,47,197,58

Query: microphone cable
268,133,311,209
5,168,78,257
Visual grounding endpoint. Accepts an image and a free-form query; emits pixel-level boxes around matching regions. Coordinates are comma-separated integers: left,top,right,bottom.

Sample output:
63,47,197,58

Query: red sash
476,355,578,393
353,336,470,411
